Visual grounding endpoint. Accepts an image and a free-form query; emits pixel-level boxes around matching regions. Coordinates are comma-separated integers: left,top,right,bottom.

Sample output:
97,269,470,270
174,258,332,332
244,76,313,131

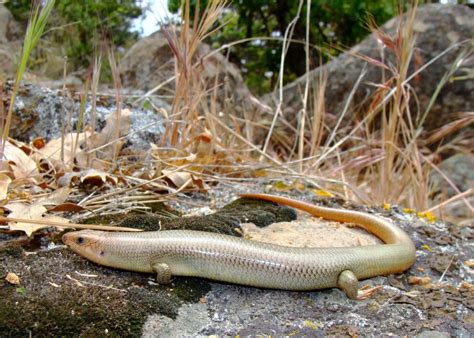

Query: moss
0,245,23,258
146,201,181,217
81,213,134,226
0,248,211,336
118,214,166,231
118,198,298,235
218,198,297,227
82,202,181,231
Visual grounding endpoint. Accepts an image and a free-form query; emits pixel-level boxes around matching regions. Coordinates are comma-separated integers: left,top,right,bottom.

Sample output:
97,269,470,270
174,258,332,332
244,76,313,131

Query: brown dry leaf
162,169,193,190
0,173,12,201
49,202,85,213
32,137,46,149
408,276,432,285
5,202,48,236
33,132,90,171
83,109,132,161
162,169,208,191
37,186,71,206
192,175,207,191
57,172,80,187
4,188,72,236
5,272,21,285
4,141,39,179
81,169,119,186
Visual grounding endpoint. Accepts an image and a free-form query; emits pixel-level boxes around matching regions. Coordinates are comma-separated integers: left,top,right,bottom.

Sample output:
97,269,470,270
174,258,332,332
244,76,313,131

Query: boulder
2,81,168,151
119,30,260,117
264,4,473,137
0,4,23,77
0,4,22,43
430,153,474,222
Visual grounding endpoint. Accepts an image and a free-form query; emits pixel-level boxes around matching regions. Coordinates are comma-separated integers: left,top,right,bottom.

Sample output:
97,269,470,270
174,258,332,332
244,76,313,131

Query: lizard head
62,230,108,265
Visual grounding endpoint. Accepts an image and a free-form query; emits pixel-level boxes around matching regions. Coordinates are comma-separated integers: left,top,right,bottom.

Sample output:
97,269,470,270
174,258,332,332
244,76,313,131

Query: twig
438,254,457,283
262,0,304,155
66,274,127,292
426,188,473,213
0,216,143,232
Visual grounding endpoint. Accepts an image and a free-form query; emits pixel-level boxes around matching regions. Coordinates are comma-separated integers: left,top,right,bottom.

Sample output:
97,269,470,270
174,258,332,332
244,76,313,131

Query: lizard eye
76,236,85,245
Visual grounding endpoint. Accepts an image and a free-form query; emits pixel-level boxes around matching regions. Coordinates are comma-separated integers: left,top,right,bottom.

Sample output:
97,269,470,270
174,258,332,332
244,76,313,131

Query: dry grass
107,0,472,219
1,0,471,235
233,0,471,221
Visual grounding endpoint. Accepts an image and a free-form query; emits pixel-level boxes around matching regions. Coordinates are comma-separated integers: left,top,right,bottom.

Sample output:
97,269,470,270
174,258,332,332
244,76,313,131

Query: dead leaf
49,203,85,213
37,186,71,206
4,192,71,236
57,172,80,187
5,272,20,285
4,141,39,179
162,170,193,190
465,260,474,268
82,109,132,163
408,276,432,285
0,173,12,200
33,132,90,171
81,169,118,186
5,202,48,236
0,159,12,174
32,137,46,149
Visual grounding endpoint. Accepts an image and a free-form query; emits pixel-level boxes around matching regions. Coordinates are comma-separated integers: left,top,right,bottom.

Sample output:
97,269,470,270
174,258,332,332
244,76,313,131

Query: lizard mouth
62,232,73,246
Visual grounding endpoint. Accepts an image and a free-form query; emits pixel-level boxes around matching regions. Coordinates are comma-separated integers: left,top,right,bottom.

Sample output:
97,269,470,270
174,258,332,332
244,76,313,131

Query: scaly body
63,194,416,299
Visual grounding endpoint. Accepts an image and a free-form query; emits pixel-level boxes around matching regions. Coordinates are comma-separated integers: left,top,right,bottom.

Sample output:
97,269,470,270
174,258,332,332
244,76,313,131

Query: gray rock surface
119,30,261,118
142,303,210,338
0,4,23,77
2,81,168,150
430,153,474,222
2,191,471,336
0,4,22,43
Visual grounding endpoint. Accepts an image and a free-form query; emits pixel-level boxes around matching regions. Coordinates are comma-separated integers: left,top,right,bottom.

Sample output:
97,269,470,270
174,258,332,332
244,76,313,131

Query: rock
0,4,22,43
430,153,474,222
263,4,473,139
416,330,450,338
1,188,473,336
119,30,261,117
2,81,168,151
142,303,210,338
431,154,474,196
0,4,23,77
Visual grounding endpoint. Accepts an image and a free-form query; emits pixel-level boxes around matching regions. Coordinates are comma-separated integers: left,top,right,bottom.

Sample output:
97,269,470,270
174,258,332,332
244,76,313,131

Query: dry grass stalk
162,0,227,149
262,0,304,156
107,43,123,164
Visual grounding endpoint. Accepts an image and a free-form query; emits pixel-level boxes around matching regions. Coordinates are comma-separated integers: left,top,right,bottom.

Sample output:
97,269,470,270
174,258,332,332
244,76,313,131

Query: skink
62,193,416,299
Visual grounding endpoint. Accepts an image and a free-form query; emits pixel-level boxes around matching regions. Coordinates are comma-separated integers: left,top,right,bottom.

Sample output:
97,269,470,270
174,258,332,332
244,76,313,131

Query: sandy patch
242,214,382,248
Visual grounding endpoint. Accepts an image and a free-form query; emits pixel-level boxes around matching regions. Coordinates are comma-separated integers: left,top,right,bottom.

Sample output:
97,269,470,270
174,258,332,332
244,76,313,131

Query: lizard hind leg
152,263,172,284
337,270,381,300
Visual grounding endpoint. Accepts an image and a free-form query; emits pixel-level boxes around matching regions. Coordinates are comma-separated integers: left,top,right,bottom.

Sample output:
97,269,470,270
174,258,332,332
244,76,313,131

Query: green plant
5,0,142,72
1,0,55,156
168,0,400,94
